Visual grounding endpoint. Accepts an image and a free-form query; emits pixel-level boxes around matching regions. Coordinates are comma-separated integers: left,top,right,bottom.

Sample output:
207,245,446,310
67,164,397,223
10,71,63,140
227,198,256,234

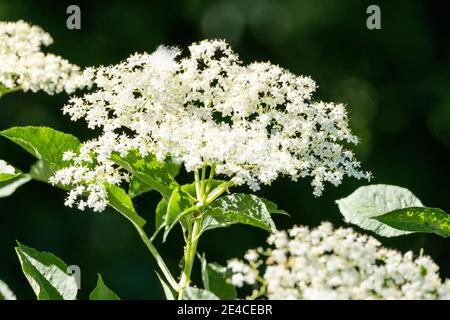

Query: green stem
205,181,235,206
177,163,234,299
177,164,209,299
200,164,207,200
194,168,201,201
205,163,216,194
133,223,178,290
177,218,202,299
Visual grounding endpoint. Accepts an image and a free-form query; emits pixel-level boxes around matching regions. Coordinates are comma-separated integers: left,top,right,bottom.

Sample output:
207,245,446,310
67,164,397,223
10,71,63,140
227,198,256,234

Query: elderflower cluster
228,222,450,300
52,39,369,211
0,20,85,95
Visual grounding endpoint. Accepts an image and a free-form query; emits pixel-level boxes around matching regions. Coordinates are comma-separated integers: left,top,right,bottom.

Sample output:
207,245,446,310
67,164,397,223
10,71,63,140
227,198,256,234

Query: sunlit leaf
182,286,219,300
15,242,78,300
0,160,31,198
201,254,236,300
0,280,16,300
156,272,175,300
155,198,168,231
163,187,195,241
336,184,423,237
1,126,81,170
201,193,276,234
107,184,146,227
89,274,120,300
29,160,54,183
259,197,290,216
128,176,153,198
374,207,450,238
0,159,21,182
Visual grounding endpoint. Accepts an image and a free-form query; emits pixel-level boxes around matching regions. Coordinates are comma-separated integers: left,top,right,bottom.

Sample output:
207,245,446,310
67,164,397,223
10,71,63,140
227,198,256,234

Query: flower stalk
177,163,230,299
132,223,178,290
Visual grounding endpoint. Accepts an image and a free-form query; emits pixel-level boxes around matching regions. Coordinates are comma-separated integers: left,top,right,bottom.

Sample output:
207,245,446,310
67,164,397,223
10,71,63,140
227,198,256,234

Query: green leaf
163,187,196,241
166,188,194,226
28,160,73,191
29,159,144,229
128,176,153,198
336,184,423,237
0,280,16,300
15,242,78,300
107,184,146,227
0,84,8,97
0,159,21,182
0,160,31,198
0,175,31,198
201,193,276,234
29,160,54,183
201,255,236,300
1,126,81,170
155,198,168,231
180,180,226,199
0,172,21,182
0,84,20,97
183,286,219,300
129,159,180,199
166,158,181,179
156,272,175,300
259,197,290,216
111,150,178,200
374,207,450,238
89,274,120,300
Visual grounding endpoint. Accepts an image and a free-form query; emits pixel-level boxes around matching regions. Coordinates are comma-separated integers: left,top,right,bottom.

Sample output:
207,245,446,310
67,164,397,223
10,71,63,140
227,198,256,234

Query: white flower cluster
228,222,450,300
52,39,369,211
0,20,84,95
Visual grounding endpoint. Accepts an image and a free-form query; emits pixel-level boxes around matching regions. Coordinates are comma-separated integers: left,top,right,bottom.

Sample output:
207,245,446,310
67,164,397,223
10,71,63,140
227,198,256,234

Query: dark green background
0,0,449,299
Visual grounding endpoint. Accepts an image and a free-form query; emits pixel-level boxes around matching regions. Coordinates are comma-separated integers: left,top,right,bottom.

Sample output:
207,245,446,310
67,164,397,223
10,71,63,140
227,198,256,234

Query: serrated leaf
1,126,81,170
107,184,146,227
259,197,290,216
183,286,219,300
15,242,78,300
156,272,175,300
201,193,276,234
200,255,236,300
336,184,423,237
89,274,120,300
111,150,178,200
374,207,450,237
0,280,16,300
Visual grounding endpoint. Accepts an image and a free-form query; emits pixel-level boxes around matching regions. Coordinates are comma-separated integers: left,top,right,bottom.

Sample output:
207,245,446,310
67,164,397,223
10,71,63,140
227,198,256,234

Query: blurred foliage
0,0,449,299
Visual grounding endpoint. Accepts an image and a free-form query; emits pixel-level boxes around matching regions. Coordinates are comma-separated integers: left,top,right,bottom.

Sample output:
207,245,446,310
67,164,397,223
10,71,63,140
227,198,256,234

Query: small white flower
230,273,246,288
52,39,369,211
228,222,450,300
227,259,247,273
244,249,259,263
0,20,86,95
